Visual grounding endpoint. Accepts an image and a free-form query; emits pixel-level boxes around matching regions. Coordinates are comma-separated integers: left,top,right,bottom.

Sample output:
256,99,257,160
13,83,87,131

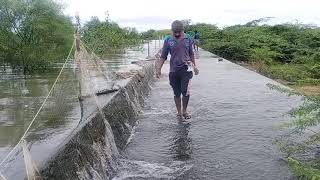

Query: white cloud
63,0,320,31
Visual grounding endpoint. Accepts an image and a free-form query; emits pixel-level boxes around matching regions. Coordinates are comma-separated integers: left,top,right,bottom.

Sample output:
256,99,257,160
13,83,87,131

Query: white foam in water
0,172,7,180
21,140,38,180
125,121,140,146
124,122,134,146
88,167,103,180
113,159,192,180
143,108,170,116
76,167,103,180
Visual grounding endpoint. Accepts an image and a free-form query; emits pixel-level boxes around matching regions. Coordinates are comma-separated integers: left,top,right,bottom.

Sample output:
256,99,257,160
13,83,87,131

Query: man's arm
190,54,199,75
190,56,196,67
156,58,165,78
156,38,169,78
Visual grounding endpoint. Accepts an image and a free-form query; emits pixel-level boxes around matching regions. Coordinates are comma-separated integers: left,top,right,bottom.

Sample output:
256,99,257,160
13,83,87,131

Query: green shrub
82,17,141,57
188,21,320,82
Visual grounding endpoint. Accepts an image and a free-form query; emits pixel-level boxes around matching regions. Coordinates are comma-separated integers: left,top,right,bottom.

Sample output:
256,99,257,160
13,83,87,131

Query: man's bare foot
176,114,183,119
182,112,191,119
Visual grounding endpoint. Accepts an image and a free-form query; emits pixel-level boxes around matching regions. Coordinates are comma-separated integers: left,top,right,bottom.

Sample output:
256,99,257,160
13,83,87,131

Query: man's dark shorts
169,65,193,97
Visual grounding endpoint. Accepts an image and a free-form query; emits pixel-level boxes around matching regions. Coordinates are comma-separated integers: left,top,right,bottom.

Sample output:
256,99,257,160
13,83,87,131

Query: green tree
0,0,74,74
82,17,141,56
141,29,156,40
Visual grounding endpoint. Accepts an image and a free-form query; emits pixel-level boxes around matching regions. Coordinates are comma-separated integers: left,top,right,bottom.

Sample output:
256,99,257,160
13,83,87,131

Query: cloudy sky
62,0,319,31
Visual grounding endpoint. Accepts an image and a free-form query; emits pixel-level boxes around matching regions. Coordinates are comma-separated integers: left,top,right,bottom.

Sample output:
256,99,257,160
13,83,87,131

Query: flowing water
114,50,302,180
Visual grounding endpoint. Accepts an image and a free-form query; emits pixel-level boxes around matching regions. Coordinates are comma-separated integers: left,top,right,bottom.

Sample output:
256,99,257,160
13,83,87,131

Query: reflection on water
170,121,192,160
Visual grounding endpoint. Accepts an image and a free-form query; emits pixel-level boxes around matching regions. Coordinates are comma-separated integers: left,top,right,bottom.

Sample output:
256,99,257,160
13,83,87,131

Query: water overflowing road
0,41,160,179
0,42,302,179
116,50,301,179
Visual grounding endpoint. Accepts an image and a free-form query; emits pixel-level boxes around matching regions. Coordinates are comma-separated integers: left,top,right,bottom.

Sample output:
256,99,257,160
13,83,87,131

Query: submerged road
115,49,301,180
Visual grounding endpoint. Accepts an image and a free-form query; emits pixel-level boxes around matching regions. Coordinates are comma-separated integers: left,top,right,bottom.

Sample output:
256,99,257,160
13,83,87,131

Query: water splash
113,159,192,180
21,140,39,180
0,172,7,180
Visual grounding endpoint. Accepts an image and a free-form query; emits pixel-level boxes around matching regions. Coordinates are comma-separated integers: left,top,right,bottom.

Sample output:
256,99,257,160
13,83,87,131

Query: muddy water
0,41,160,179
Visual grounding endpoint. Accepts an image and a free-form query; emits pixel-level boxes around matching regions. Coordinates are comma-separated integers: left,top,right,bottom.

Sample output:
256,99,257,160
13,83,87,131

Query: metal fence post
147,40,150,59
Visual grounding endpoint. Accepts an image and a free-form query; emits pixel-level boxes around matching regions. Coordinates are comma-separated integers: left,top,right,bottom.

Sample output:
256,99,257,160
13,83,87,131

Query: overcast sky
62,0,319,31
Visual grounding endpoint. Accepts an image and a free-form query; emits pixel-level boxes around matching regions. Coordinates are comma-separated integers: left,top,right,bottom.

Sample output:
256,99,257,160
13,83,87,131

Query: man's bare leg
182,95,191,119
174,96,182,116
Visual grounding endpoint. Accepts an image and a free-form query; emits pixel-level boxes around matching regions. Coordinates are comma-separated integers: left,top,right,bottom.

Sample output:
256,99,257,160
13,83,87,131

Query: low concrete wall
39,62,155,179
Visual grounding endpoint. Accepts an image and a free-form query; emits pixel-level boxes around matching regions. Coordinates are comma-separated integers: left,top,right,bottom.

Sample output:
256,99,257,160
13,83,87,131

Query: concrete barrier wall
39,62,155,179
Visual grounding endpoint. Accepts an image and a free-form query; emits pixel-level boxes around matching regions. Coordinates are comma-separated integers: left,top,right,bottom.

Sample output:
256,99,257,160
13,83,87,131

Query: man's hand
194,66,199,75
156,58,165,79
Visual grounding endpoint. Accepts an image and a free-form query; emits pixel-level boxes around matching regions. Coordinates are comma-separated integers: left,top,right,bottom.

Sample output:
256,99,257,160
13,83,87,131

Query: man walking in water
156,20,199,119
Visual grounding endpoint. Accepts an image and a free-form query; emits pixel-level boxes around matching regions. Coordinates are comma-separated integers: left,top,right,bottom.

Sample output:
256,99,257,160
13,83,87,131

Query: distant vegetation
185,21,320,85
82,17,141,57
141,29,171,40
